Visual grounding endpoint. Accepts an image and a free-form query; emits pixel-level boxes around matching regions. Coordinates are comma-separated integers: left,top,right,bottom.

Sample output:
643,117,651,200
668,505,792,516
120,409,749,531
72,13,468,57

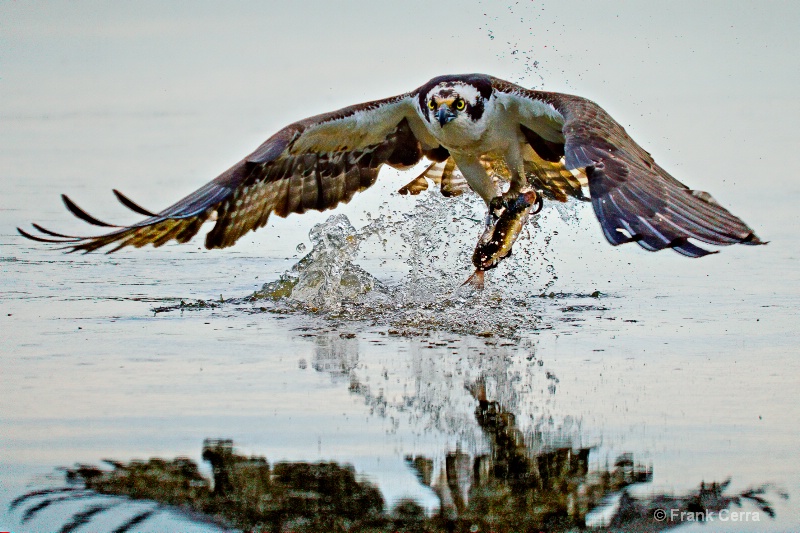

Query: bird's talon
530,192,543,215
488,196,507,220
488,196,505,210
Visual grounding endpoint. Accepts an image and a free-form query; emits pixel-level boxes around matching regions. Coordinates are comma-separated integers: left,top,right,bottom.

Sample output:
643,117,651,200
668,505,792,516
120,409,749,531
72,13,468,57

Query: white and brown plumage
19,74,762,268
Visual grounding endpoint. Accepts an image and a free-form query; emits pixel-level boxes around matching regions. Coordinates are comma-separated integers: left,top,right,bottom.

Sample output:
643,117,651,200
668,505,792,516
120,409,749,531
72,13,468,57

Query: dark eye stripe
465,98,484,121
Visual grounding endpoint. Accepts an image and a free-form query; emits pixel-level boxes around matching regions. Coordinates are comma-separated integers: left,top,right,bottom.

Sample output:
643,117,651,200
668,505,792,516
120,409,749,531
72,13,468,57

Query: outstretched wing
492,77,763,257
19,94,433,252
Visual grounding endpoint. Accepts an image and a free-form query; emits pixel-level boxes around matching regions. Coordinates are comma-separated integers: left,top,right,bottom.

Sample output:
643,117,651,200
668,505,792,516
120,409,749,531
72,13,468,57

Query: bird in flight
19,74,763,283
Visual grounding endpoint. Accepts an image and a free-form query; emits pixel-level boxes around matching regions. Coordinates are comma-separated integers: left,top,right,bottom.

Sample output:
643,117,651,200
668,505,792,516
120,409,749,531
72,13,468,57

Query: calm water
2,3,800,531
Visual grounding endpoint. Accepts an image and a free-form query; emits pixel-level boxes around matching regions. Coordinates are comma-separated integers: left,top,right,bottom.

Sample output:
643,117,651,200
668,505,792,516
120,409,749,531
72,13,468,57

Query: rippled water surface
3,3,800,531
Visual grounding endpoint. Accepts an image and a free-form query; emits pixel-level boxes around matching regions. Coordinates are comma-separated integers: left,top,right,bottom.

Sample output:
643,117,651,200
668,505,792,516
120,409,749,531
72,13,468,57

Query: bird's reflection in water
405,382,651,530
10,336,783,531
10,414,780,532
403,379,652,528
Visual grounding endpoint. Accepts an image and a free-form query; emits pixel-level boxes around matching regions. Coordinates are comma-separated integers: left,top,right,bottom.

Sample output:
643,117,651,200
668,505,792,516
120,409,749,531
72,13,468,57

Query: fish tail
462,270,485,290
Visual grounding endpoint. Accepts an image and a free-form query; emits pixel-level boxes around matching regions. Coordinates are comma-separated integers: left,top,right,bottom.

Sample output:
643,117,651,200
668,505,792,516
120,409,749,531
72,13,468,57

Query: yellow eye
455,99,466,110
428,100,436,110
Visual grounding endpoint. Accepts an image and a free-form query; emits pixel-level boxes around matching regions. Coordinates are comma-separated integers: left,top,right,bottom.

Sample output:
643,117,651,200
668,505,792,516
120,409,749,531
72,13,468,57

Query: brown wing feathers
19,108,422,252
112,189,157,217
513,87,762,257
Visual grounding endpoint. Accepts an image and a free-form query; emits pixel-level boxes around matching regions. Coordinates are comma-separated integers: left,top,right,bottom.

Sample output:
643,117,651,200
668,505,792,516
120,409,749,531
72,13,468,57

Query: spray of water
251,191,599,338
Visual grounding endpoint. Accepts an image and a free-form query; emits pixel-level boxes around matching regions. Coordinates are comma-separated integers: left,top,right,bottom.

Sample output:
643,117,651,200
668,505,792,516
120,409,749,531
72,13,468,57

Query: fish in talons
464,190,543,290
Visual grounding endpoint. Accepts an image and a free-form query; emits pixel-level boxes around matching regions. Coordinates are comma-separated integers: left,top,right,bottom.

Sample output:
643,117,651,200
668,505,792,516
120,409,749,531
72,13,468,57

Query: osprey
19,74,762,281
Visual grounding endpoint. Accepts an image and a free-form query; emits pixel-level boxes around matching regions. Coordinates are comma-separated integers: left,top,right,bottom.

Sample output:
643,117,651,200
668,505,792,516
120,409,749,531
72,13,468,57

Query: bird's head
420,76,494,134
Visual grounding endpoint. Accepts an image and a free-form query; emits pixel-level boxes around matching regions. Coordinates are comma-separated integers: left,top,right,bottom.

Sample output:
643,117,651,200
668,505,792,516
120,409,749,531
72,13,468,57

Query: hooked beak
436,104,457,127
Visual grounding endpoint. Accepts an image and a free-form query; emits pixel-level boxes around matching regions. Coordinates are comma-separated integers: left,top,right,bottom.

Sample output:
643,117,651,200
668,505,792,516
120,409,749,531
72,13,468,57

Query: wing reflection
10,431,782,532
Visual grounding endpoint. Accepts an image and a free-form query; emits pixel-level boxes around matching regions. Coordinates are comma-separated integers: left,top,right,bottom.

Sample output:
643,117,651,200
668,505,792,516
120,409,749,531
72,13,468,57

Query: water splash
252,192,595,338
259,214,386,310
